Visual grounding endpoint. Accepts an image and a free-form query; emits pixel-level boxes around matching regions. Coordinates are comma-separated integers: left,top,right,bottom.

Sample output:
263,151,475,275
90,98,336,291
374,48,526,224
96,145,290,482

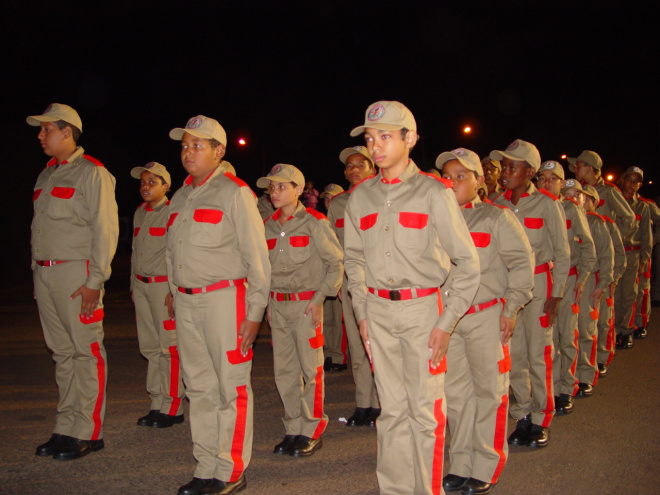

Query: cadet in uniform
563,181,614,396
130,162,185,428
167,116,270,495
537,162,596,413
328,146,380,427
344,101,480,495
438,148,533,495
29,103,119,460
492,140,570,448
614,166,652,349
582,185,626,375
481,157,503,200
257,190,275,221
633,194,660,338
319,184,348,372
259,164,343,457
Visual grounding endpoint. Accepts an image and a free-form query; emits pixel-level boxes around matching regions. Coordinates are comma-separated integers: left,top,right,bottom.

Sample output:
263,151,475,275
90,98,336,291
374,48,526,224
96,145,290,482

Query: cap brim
26,115,58,126
130,167,148,179
349,123,404,137
169,128,214,141
339,148,372,165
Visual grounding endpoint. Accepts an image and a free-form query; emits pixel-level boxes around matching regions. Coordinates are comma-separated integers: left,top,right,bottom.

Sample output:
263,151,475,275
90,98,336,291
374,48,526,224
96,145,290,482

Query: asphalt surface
1,257,659,495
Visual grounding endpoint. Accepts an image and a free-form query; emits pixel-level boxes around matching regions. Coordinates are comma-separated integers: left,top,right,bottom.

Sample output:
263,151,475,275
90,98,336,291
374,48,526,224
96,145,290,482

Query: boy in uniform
633,195,660,338
328,146,380,427
166,116,270,495
582,185,626,375
438,148,534,495
130,162,185,427
614,166,652,349
319,183,348,372
344,101,480,495
481,157,503,200
537,162,596,412
29,103,119,460
259,164,343,458
563,181,614,396
492,140,570,448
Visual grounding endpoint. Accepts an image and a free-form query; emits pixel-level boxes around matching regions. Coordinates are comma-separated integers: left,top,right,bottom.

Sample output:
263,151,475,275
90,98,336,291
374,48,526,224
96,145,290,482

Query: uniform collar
464,195,482,209
184,161,228,187
371,159,418,186
47,146,85,167
272,202,304,222
145,196,169,212
503,182,534,201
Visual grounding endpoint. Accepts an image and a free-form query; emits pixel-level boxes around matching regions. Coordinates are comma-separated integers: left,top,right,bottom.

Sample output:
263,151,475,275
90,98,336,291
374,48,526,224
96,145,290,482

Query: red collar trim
47,157,69,167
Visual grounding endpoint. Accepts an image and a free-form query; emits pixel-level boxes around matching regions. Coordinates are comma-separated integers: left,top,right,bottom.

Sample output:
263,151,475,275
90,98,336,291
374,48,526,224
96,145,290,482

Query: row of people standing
27,100,657,495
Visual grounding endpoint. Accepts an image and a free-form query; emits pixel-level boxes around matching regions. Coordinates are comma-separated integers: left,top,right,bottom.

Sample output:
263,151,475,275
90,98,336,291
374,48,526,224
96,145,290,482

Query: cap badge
367,104,385,121
353,146,363,151
452,148,467,157
269,164,283,176
325,184,336,192
542,161,556,170
633,167,643,174
506,140,520,151
145,162,155,169
565,179,576,187
186,117,202,129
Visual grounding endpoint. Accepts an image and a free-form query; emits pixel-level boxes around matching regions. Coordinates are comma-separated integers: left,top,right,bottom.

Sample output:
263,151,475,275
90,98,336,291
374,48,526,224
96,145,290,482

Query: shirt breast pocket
190,208,224,247
289,235,311,264
47,186,77,219
396,211,429,248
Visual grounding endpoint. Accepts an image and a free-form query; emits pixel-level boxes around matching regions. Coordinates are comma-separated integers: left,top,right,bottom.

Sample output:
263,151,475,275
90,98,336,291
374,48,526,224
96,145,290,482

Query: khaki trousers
552,272,579,396
509,267,555,427
445,303,509,485
323,295,347,365
615,250,640,335
342,278,379,409
634,259,652,329
367,291,446,495
133,278,185,415
596,294,616,366
175,285,253,482
270,298,328,438
33,260,107,440
576,274,599,386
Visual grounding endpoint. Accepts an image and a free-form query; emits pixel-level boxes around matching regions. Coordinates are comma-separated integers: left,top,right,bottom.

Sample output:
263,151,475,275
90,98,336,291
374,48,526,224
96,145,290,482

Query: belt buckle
184,288,194,295
283,293,292,301
389,290,402,301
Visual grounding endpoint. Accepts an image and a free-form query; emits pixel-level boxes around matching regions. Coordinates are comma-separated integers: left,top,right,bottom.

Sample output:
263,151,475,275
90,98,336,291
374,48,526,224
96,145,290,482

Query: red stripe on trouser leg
542,345,554,427
629,299,637,329
311,365,327,439
607,304,616,365
570,328,579,396
642,289,649,327
86,260,90,277
229,385,248,482
340,314,348,364
431,398,446,495
226,284,253,364
90,342,106,440
491,394,509,484
167,346,181,416
590,335,599,386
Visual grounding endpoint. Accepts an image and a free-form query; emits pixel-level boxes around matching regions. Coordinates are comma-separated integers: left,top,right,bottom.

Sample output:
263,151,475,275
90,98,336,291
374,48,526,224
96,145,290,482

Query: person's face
344,153,374,186
37,121,69,158
583,195,596,212
564,188,584,207
537,170,564,197
501,158,534,190
483,162,501,186
441,159,483,207
622,173,643,197
139,171,169,205
364,128,414,171
269,180,301,209
574,160,594,182
180,133,224,180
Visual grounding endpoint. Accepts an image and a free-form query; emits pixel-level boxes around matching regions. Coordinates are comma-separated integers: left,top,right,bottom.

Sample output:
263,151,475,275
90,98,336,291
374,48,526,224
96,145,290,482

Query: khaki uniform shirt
344,160,480,333
166,162,270,322
586,212,615,290
488,185,504,201
257,194,275,221
627,194,653,265
131,197,169,291
594,178,636,245
562,197,597,286
327,191,350,248
494,184,570,298
461,197,534,318
265,202,343,306
31,146,119,290
639,197,660,245
602,215,627,285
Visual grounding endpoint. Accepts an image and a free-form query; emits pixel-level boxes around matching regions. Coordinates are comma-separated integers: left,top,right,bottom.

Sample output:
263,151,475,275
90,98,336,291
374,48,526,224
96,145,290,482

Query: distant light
238,138,247,146
463,126,471,134
561,154,567,160
650,181,653,185
607,174,614,181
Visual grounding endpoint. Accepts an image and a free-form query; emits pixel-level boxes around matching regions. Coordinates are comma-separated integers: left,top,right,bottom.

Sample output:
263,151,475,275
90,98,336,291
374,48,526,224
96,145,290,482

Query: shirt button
35,249,39,253
279,249,283,252
183,218,187,222
384,226,390,231
387,201,392,207
388,278,393,284
386,252,391,257
514,209,519,213
280,232,285,236
188,198,192,202
178,240,182,244
44,193,49,196
177,265,182,269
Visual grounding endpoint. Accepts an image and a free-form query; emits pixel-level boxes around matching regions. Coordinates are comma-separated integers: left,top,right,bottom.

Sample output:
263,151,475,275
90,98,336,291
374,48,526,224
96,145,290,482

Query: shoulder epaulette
82,154,105,167
604,181,621,191
484,198,509,209
538,188,559,201
639,196,657,205
587,211,606,222
136,202,147,211
419,171,453,189
602,215,615,224
306,208,327,221
224,172,256,198
329,191,349,203
349,176,374,193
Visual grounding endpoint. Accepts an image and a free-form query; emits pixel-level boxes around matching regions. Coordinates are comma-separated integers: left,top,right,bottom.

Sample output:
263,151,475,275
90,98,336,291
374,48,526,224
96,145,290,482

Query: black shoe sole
290,442,322,457
53,442,104,461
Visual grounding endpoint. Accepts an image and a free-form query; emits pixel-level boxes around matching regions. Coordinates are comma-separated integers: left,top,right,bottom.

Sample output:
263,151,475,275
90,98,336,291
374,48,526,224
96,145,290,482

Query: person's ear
476,175,485,188
404,130,419,149
215,144,226,161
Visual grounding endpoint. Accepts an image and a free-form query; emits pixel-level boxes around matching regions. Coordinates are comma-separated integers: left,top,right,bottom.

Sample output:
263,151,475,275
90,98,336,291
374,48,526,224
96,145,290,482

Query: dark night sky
2,1,658,272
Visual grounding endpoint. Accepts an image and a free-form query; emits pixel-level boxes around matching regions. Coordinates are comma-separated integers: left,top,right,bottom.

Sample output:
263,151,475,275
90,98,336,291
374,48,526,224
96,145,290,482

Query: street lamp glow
463,126,472,134
238,138,247,146
561,154,567,160
607,174,614,181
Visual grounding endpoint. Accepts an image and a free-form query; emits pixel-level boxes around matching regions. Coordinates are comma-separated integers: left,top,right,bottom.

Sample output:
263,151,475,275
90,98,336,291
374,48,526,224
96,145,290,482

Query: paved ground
1,257,659,494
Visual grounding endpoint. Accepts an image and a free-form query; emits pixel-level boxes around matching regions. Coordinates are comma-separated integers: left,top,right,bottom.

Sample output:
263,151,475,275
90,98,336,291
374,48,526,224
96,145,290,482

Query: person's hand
544,296,561,327
590,287,605,309
239,319,260,356
609,283,616,299
574,282,584,305
638,262,646,276
358,319,371,364
428,327,451,368
500,314,516,345
304,301,323,328
165,292,175,319
71,285,100,318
